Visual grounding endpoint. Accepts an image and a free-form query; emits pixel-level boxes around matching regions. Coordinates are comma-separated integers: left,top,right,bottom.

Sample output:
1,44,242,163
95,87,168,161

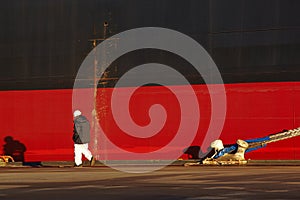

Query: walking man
73,110,96,167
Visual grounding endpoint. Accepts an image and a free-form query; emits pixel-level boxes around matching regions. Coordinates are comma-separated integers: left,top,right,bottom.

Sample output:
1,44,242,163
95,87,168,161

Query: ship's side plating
0,0,299,161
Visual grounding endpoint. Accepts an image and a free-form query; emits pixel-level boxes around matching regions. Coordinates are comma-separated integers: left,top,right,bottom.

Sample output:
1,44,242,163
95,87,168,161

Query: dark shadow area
183,146,215,161
3,136,27,163
183,146,215,159
23,161,43,167
183,146,201,159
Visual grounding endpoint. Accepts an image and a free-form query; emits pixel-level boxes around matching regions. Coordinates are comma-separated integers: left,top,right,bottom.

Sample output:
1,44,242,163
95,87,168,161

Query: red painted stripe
0,82,299,161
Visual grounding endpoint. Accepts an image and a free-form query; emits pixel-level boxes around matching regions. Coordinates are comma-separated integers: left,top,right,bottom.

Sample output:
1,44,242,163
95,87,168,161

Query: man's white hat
73,110,82,117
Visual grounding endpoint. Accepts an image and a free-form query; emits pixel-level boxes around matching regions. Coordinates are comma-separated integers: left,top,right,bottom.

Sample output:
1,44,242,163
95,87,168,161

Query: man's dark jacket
73,115,90,144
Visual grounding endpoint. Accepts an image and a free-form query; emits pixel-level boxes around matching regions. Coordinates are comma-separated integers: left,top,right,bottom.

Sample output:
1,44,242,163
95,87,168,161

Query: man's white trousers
74,143,92,166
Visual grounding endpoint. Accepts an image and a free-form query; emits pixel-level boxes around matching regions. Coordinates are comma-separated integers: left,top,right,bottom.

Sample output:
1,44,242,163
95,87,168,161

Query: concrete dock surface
0,165,300,200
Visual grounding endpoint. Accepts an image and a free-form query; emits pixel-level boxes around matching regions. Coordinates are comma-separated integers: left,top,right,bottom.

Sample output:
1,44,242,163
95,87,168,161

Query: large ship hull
0,0,299,162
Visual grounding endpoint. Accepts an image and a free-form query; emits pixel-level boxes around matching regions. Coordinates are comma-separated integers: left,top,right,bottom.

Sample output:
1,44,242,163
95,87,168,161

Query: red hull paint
0,82,299,161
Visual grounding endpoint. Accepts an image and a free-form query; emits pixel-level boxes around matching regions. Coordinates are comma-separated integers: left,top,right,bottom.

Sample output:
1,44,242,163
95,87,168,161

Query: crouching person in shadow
3,136,26,163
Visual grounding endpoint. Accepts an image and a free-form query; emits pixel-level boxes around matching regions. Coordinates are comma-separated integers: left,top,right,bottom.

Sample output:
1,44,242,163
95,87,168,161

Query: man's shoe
74,164,83,168
90,157,96,166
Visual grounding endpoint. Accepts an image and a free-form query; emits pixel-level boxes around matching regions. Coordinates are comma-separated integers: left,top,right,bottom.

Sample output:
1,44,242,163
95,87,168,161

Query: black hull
0,0,299,90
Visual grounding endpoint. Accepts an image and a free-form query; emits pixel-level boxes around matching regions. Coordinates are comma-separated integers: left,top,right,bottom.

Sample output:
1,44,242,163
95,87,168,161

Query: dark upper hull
0,0,300,90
